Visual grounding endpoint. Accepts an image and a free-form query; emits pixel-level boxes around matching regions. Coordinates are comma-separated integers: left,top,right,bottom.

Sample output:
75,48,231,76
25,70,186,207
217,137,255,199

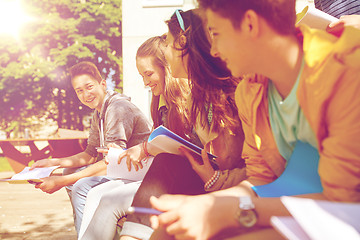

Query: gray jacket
85,90,152,158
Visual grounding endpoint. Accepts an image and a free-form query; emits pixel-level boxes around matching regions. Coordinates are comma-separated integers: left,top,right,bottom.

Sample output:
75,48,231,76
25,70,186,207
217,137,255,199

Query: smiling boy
31,61,152,233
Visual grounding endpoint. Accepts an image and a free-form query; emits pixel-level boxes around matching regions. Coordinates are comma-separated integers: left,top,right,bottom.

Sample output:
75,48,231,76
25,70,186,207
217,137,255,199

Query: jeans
78,179,141,240
63,166,113,235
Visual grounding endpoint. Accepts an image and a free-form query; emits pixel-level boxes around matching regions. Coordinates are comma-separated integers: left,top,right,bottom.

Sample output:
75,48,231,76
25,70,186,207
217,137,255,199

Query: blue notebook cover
252,141,323,197
148,126,217,159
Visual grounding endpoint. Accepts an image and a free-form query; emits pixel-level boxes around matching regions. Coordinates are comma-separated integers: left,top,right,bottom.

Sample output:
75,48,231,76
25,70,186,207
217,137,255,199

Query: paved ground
0,172,77,240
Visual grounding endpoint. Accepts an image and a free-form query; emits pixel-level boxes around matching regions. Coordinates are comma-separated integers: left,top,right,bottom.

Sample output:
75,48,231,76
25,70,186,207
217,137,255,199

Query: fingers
158,211,180,230
150,215,160,229
126,158,132,171
150,195,185,212
326,21,345,36
133,161,139,171
104,156,109,165
179,147,201,168
97,149,108,154
97,148,109,154
151,196,180,225
201,148,211,167
118,152,126,164
29,161,43,170
166,220,186,237
135,161,143,170
328,19,344,28
107,143,119,149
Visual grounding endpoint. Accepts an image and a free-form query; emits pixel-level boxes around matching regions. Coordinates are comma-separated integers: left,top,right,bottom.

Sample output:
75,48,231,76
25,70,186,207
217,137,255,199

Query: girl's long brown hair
136,36,191,138
166,10,240,133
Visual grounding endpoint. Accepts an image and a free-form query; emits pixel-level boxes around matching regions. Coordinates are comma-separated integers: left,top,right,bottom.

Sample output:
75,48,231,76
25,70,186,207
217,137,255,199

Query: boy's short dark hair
198,0,296,35
69,61,103,83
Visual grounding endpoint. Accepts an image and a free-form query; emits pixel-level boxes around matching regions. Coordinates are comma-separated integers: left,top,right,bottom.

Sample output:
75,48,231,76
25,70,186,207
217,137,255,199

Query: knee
151,153,179,170
71,178,91,199
151,153,190,175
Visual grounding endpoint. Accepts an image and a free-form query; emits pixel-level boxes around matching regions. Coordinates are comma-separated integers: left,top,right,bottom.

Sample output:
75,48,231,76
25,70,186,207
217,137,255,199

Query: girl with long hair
78,35,191,240
120,9,246,240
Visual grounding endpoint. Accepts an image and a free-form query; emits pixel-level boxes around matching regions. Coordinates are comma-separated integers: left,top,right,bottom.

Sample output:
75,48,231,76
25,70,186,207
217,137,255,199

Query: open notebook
148,126,218,169
271,197,360,240
0,166,60,184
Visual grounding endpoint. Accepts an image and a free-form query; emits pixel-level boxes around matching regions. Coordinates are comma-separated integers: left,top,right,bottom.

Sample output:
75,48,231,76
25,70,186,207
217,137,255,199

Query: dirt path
0,172,77,240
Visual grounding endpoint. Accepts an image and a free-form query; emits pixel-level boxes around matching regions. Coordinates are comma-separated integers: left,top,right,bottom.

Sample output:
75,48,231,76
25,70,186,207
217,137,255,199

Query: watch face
239,209,257,228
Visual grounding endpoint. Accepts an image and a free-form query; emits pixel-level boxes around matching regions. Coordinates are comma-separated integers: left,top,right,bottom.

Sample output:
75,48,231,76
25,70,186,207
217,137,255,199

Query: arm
149,181,327,240
35,160,107,194
30,151,96,170
317,69,360,201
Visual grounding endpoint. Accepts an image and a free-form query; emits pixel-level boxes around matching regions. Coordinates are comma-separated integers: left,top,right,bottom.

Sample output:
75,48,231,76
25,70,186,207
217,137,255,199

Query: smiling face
207,9,255,78
164,32,188,78
136,56,165,96
72,74,107,112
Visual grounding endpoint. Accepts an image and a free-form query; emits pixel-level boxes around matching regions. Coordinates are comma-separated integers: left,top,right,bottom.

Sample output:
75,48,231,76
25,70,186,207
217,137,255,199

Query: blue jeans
63,167,113,235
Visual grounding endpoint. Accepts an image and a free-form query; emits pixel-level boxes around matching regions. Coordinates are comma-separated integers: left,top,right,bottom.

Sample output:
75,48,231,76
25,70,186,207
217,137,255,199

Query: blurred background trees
0,0,122,138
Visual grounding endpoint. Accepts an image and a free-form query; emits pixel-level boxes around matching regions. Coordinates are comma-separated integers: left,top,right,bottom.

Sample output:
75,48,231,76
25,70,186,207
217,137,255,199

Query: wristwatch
235,196,258,228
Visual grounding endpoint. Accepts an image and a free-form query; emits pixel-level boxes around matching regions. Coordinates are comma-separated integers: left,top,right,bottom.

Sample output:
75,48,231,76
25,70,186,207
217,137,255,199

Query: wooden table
0,137,87,173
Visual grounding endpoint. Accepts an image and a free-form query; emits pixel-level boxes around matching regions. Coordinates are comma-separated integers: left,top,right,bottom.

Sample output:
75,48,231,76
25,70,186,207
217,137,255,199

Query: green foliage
0,0,122,135
0,157,13,172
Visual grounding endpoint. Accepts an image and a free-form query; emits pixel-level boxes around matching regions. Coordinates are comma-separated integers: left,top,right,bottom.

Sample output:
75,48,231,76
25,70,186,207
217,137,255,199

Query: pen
126,206,163,215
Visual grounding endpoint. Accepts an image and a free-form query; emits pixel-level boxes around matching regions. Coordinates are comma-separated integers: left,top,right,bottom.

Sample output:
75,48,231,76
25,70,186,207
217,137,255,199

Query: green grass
0,157,13,172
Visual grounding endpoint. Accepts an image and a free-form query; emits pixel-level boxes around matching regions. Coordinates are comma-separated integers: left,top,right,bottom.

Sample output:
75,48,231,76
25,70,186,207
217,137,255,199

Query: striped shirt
315,0,360,18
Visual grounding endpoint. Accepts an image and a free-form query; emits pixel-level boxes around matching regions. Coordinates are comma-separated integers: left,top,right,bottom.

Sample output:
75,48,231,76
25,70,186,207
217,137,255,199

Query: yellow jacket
235,25,360,201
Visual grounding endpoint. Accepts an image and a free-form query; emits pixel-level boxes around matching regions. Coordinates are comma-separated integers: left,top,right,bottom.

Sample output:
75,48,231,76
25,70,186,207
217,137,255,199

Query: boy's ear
242,9,260,38
100,79,107,90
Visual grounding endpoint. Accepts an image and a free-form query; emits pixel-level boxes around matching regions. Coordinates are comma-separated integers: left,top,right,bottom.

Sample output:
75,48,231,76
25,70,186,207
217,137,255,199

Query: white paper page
281,197,360,240
271,216,311,240
10,166,60,180
106,147,153,182
296,6,338,30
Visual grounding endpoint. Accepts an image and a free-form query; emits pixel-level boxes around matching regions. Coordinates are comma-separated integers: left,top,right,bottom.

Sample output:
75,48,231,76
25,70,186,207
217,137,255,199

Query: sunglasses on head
175,9,185,32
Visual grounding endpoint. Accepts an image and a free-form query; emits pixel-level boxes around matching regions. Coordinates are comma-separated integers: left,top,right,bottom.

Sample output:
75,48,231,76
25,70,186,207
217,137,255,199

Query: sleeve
205,168,246,192
235,79,279,184
319,69,360,201
84,112,100,157
103,100,137,149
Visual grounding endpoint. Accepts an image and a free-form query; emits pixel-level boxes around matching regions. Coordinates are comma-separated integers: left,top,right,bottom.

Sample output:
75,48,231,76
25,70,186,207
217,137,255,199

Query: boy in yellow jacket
144,1,360,239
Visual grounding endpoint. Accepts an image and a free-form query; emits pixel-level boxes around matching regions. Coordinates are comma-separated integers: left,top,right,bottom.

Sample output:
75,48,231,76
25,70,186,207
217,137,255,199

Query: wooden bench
0,129,88,173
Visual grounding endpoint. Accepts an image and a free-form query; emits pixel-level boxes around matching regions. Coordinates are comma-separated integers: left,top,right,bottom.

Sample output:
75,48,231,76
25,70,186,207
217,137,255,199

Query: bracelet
204,170,220,190
142,141,150,158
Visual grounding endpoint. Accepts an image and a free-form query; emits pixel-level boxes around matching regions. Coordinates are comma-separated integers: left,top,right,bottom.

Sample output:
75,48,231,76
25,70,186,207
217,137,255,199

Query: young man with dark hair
31,61,152,234
147,1,360,239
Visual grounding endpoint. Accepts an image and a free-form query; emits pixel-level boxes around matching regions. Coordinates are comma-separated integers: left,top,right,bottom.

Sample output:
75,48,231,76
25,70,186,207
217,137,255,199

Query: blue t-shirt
268,60,318,161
